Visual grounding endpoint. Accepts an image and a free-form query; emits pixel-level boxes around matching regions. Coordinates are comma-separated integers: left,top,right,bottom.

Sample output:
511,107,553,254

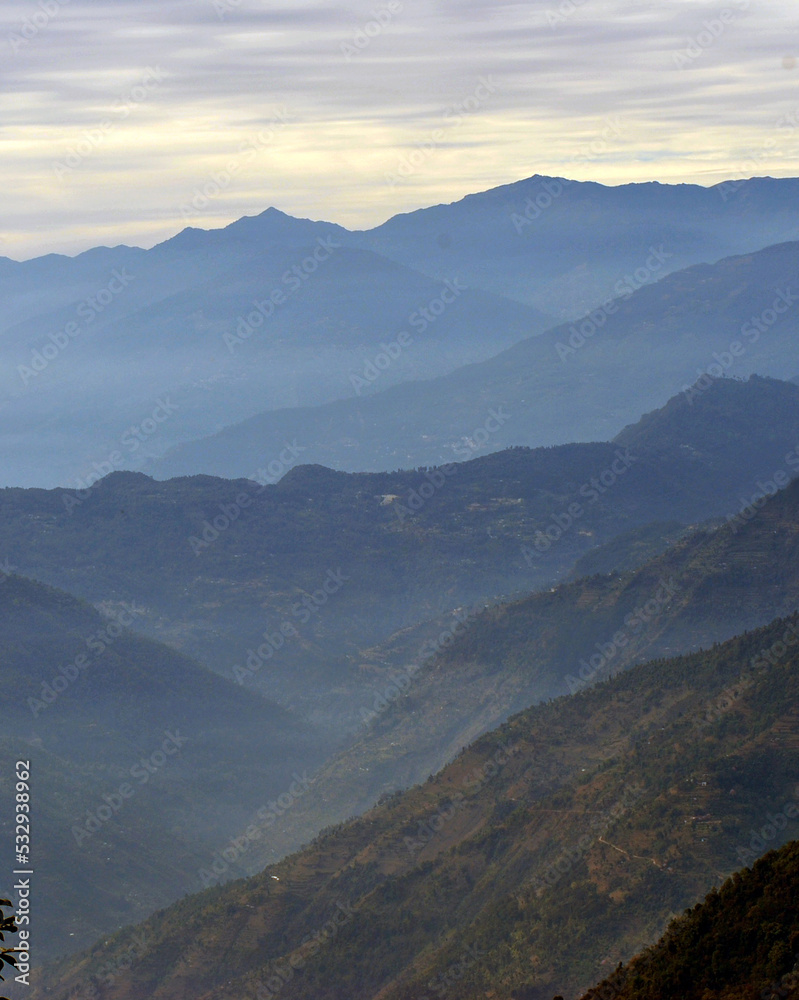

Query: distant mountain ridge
352,174,799,313
0,210,547,488
5,174,799,487
151,241,799,479
10,172,799,1000
1,378,799,926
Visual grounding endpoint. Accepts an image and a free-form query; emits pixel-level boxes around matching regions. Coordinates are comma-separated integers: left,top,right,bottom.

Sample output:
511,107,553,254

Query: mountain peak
613,375,799,470
94,470,154,489
275,463,350,494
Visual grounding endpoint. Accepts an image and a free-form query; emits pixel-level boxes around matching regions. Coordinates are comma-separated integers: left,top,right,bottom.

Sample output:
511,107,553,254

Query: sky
2,0,799,259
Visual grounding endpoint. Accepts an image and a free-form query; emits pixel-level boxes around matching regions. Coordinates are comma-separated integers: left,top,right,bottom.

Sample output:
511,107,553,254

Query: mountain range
152,239,799,478
352,174,799,315
0,213,545,489
4,175,799,999
1,375,798,733
1,372,799,974
5,175,799,489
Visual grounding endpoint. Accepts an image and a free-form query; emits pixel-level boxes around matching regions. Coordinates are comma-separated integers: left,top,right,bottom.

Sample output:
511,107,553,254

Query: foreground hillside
4,376,799,731
29,610,799,1000
0,574,331,959
226,467,799,876
581,839,799,1000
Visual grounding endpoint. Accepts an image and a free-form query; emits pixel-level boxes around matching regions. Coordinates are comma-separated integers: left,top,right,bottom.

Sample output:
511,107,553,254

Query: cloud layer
2,0,798,257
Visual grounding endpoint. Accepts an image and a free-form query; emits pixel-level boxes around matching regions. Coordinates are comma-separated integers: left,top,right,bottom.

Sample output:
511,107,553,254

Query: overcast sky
2,0,798,259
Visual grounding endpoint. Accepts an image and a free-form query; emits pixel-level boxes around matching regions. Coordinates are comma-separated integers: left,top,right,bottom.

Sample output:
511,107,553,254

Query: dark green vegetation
3,376,799,732
580,839,799,1000
0,900,18,1000
153,239,799,478
0,574,333,959
30,608,799,999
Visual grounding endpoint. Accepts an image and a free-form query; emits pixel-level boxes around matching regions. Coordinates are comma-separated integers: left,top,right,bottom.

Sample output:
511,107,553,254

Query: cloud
2,0,798,257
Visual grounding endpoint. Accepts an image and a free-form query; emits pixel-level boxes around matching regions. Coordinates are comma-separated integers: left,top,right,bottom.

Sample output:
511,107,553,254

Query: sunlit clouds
2,0,798,258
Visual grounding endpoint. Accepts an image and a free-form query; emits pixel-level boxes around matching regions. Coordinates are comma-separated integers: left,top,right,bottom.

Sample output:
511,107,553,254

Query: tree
0,899,19,1000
